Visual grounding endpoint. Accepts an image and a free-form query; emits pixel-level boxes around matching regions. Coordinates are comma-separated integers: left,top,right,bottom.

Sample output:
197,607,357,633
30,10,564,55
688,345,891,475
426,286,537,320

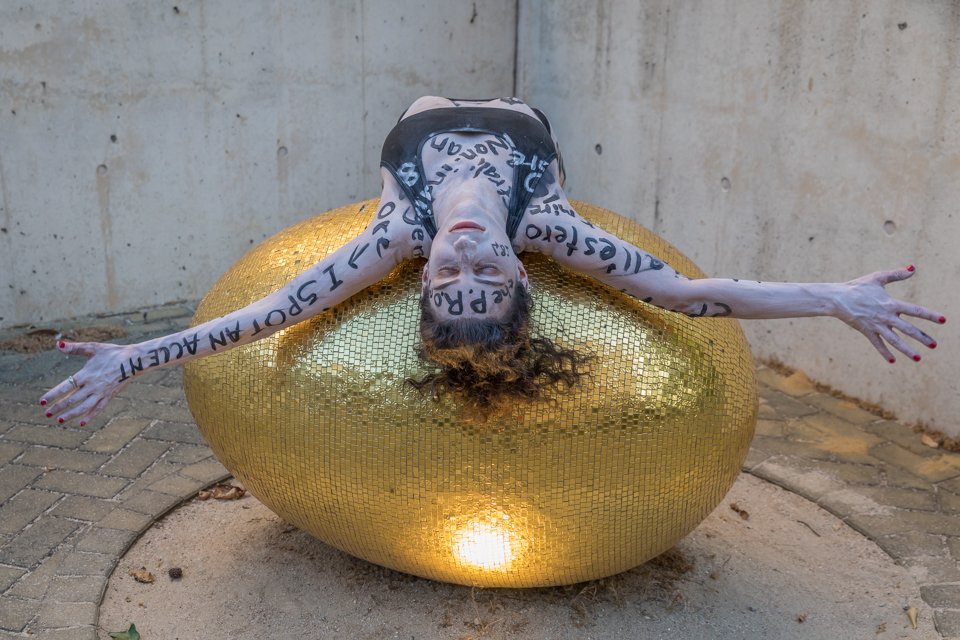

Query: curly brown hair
407,286,591,414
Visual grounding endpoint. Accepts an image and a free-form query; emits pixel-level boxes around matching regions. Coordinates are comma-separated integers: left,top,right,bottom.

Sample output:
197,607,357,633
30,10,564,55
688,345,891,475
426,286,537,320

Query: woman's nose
453,236,477,254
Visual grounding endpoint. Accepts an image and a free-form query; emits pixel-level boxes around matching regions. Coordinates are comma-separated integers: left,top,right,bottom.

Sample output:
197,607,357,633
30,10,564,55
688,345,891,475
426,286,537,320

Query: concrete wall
0,0,516,326
518,0,960,436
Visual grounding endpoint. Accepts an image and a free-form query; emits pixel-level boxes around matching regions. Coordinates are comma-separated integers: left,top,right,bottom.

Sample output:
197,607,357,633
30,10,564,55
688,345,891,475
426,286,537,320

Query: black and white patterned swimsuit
380,106,560,241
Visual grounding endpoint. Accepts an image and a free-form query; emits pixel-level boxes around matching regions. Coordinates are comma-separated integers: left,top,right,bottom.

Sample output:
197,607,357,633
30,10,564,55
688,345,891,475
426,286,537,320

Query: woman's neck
432,175,509,230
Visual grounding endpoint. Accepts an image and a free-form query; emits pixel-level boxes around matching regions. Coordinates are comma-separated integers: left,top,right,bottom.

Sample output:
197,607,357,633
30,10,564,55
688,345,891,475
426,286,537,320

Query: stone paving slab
0,308,958,638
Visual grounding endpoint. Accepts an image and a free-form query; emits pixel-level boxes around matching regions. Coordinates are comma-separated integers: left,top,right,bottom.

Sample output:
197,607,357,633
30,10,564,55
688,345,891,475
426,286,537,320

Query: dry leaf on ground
906,606,917,629
197,490,212,500
128,569,155,584
108,623,140,640
797,613,806,622
920,434,940,449
876,621,886,633
213,483,246,500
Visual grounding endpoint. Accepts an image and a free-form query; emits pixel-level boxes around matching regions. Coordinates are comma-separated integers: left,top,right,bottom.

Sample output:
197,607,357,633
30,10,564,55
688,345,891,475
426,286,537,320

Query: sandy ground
98,473,938,640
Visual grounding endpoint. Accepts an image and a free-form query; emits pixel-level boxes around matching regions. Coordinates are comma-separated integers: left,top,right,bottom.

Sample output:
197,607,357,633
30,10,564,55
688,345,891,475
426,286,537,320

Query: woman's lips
449,222,485,232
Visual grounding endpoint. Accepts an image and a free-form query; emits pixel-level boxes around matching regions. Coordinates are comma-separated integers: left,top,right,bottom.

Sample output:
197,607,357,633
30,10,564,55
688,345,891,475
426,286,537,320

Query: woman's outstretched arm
43,176,427,426
517,170,944,364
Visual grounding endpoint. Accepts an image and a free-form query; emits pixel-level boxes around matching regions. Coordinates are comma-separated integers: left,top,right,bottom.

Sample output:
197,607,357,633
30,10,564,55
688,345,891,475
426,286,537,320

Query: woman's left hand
833,265,944,363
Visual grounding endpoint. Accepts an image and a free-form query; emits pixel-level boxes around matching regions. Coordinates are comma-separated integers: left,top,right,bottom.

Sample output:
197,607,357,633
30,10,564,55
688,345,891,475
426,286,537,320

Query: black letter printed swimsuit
380,105,560,241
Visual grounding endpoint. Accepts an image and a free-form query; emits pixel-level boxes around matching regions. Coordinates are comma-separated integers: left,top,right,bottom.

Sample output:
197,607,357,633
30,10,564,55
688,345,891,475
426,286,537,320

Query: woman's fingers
57,340,98,358
875,265,915,286
896,301,946,325
891,318,937,349
864,331,897,363
877,326,922,362
40,377,79,406
57,393,102,424
80,397,111,426
49,387,92,420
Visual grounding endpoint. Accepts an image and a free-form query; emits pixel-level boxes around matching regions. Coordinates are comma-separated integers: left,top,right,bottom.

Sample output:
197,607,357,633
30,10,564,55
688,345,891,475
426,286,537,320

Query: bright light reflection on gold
453,520,516,570
183,198,758,588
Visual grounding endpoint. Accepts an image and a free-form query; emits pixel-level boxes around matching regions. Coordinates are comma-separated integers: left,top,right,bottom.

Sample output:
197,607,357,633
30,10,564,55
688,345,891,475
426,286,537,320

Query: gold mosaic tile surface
183,199,758,588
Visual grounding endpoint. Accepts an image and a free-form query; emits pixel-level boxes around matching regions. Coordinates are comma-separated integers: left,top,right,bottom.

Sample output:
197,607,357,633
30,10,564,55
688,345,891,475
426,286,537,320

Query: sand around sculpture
99,473,939,640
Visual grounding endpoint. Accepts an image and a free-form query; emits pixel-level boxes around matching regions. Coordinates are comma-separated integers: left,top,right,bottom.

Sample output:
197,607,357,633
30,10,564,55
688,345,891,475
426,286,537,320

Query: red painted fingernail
930,342,937,349
45,411,53,418
79,421,86,427
58,341,65,349
889,358,896,363
58,417,64,424
906,265,914,272
940,316,947,324
40,399,46,406
913,355,921,362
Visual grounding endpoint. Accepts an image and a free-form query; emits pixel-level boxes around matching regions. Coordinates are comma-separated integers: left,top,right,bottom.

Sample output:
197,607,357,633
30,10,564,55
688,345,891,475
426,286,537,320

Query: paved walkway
0,307,958,639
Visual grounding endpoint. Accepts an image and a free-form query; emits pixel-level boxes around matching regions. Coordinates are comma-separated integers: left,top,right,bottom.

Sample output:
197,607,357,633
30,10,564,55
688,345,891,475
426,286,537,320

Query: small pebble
749,606,757,612
168,567,183,580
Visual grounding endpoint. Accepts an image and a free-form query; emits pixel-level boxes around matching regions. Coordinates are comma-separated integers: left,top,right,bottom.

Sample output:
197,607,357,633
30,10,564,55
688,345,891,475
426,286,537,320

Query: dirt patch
0,325,127,353
98,473,939,639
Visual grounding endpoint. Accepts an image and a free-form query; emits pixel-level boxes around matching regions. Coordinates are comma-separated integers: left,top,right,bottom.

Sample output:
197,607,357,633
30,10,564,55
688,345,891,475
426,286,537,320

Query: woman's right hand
40,341,134,427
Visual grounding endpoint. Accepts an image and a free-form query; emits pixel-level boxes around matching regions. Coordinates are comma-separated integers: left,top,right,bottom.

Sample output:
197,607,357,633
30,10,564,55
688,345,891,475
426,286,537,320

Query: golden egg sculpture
183,199,758,588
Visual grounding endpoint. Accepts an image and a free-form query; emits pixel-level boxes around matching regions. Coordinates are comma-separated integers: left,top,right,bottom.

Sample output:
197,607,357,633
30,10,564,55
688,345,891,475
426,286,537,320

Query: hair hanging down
408,286,591,415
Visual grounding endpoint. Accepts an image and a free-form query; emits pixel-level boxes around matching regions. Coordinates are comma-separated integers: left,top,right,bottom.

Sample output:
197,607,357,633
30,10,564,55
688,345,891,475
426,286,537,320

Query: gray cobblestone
48,496,115,522
754,419,783,438
0,420,13,436
73,528,135,556
0,403,51,426
941,489,960,514
6,548,69,599
34,471,126,499
749,436,834,462
948,537,960,559
874,532,947,558
0,518,80,568
943,476,960,495
56,552,116,578
757,390,818,418
37,601,97,628
3,425,88,449
17,448,108,474
0,350,63,384
0,566,26,592
46,576,106,604
180,458,229,484
934,610,960,636
99,440,170,478
920,584,960,609
94,509,153,534
802,393,879,424
847,511,960,538
803,459,882,485
886,467,933,490
34,627,98,640
148,473,205,497
114,462,182,500
0,490,62,535
858,486,937,511
132,402,194,423
80,419,150,454
899,557,960,584
0,595,37,631
163,443,213,465
121,490,180,516
0,442,25,466
116,382,185,403
0,465,44,503
143,421,205,445
866,420,941,457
